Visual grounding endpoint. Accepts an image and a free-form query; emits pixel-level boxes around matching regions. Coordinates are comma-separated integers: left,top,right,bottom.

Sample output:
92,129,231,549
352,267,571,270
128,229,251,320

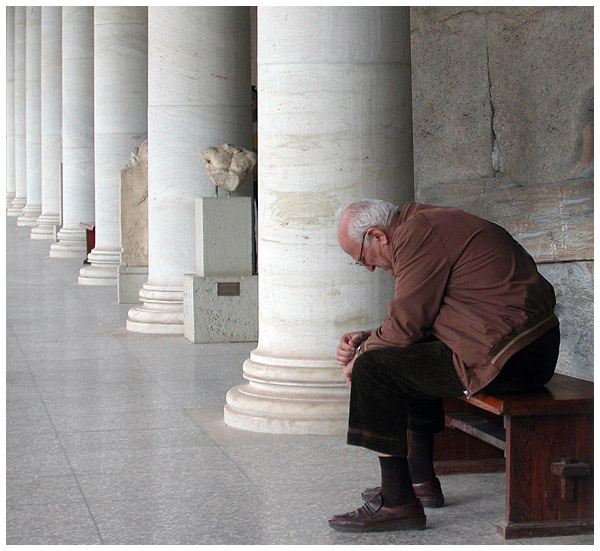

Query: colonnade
7,6,26,216
31,6,62,240
17,6,41,226
6,6,414,434
126,7,251,333
49,7,94,258
6,7,15,204
78,7,148,285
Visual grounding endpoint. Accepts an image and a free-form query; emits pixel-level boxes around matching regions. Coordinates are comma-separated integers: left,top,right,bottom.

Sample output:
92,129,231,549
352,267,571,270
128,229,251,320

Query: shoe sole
361,491,444,509
328,519,426,533
420,497,444,508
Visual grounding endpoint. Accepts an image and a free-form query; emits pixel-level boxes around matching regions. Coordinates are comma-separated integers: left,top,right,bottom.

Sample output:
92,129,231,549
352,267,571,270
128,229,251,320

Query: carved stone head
201,143,257,192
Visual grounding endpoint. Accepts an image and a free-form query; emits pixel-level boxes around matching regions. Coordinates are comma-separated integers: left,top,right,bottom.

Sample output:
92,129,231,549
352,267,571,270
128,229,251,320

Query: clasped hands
336,330,371,388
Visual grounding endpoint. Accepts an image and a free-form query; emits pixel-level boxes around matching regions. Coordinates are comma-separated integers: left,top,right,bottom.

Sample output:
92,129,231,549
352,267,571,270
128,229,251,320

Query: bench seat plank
460,374,593,416
445,411,506,450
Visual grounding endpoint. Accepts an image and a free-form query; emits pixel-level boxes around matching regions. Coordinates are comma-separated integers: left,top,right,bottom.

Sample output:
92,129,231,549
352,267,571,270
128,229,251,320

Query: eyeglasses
354,232,367,266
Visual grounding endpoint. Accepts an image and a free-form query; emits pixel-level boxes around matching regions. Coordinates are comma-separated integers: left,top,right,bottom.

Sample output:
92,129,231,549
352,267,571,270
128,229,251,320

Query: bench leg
498,412,594,539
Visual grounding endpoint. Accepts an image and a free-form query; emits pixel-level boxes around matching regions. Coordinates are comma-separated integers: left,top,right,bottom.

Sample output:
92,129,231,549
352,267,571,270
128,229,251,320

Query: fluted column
17,7,42,226
6,7,15,205
49,7,94,258
79,7,148,285
8,7,27,217
31,7,62,240
225,7,414,434
127,7,251,333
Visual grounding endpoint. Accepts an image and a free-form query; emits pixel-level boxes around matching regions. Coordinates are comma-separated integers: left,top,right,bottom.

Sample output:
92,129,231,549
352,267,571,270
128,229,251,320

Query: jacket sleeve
364,215,451,350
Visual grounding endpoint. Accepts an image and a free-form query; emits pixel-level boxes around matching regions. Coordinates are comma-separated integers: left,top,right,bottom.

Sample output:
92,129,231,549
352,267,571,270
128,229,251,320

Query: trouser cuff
347,428,408,457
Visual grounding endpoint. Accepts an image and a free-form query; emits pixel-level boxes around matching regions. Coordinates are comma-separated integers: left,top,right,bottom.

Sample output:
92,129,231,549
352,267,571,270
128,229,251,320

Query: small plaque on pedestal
183,274,257,343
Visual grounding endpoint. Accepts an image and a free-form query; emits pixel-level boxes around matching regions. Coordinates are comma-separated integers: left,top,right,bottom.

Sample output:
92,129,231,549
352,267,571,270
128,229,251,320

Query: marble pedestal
183,275,257,343
183,197,256,343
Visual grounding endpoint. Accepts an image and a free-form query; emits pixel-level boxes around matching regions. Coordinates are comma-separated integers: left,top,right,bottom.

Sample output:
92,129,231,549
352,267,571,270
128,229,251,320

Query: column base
126,283,184,334
30,213,60,240
7,196,26,217
49,226,87,258
118,265,148,304
78,247,120,286
6,192,15,204
16,204,41,226
224,353,350,434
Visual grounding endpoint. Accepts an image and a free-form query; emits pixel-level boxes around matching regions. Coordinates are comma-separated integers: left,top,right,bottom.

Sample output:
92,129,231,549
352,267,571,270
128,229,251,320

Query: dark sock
407,431,435,484
378,456,417,506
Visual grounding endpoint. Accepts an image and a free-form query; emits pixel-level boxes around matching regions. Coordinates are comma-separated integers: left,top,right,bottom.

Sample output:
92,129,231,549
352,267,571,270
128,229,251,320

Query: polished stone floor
5,219,593,545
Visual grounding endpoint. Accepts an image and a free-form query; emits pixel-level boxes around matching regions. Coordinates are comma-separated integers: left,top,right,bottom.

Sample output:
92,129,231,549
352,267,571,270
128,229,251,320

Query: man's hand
342,354,357,388
336,330,371,366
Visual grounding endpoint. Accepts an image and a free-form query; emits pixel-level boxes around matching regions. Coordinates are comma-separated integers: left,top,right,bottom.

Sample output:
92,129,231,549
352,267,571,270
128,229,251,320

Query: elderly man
329,200,559,532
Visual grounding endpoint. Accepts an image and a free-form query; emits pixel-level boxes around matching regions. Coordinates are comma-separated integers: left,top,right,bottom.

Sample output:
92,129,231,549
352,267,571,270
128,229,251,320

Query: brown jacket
364,203,558,394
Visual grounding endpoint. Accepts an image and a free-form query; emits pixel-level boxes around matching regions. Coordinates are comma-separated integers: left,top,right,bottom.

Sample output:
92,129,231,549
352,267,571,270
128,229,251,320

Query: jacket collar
389,202,416,233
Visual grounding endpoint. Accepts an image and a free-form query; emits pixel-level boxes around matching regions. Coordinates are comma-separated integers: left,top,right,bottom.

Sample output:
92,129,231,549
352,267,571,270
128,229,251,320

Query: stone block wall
410,7,593,380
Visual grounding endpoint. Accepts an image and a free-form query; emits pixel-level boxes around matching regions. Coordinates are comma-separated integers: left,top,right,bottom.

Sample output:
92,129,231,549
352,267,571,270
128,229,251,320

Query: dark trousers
347,326,560,456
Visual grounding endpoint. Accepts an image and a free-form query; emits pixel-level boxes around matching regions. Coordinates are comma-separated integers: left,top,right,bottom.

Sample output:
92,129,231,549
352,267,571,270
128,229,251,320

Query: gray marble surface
6,220,593,545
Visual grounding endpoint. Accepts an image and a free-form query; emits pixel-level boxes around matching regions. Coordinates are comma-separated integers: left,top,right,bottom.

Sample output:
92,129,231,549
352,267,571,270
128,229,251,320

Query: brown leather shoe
361,477,444,508
328,494,426,532
413,477,444,508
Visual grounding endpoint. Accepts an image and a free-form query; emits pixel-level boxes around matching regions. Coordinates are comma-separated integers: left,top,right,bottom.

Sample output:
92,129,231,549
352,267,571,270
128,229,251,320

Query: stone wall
410,7,593,380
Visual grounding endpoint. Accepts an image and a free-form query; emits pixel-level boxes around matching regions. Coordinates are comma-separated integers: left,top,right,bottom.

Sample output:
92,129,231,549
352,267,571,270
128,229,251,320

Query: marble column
224,7,414,434
17,7,42,227
8,7,27,217
49,7,94,258
31,7,62,240
79,7,148,285
6,7,15,205
126,7,251,333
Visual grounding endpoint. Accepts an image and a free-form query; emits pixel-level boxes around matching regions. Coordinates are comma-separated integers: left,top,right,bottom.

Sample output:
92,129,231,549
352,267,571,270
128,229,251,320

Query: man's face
338,216,394,274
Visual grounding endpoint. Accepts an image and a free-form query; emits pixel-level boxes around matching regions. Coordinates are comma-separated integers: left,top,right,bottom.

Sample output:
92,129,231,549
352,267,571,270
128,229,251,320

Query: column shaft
79,7,148,285
127,6,251,333
17,7,42,227
31,7,63,240
6,7,16,204
225,7,415,433
49,7,94,258
8,7,27,216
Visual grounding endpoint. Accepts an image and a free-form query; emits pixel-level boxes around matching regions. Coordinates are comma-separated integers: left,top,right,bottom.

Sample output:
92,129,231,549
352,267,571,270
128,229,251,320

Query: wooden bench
432,374,593,539
79,223,95,264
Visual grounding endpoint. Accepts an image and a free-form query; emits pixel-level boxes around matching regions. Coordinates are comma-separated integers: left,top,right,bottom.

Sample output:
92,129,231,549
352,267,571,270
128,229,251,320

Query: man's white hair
338,199,401,244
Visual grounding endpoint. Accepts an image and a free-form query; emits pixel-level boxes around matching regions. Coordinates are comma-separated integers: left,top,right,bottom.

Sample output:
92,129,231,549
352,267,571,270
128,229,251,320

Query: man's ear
366,227,389,245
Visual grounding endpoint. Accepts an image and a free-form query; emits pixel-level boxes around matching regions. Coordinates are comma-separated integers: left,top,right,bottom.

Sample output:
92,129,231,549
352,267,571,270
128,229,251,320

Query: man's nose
365,264,376,272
